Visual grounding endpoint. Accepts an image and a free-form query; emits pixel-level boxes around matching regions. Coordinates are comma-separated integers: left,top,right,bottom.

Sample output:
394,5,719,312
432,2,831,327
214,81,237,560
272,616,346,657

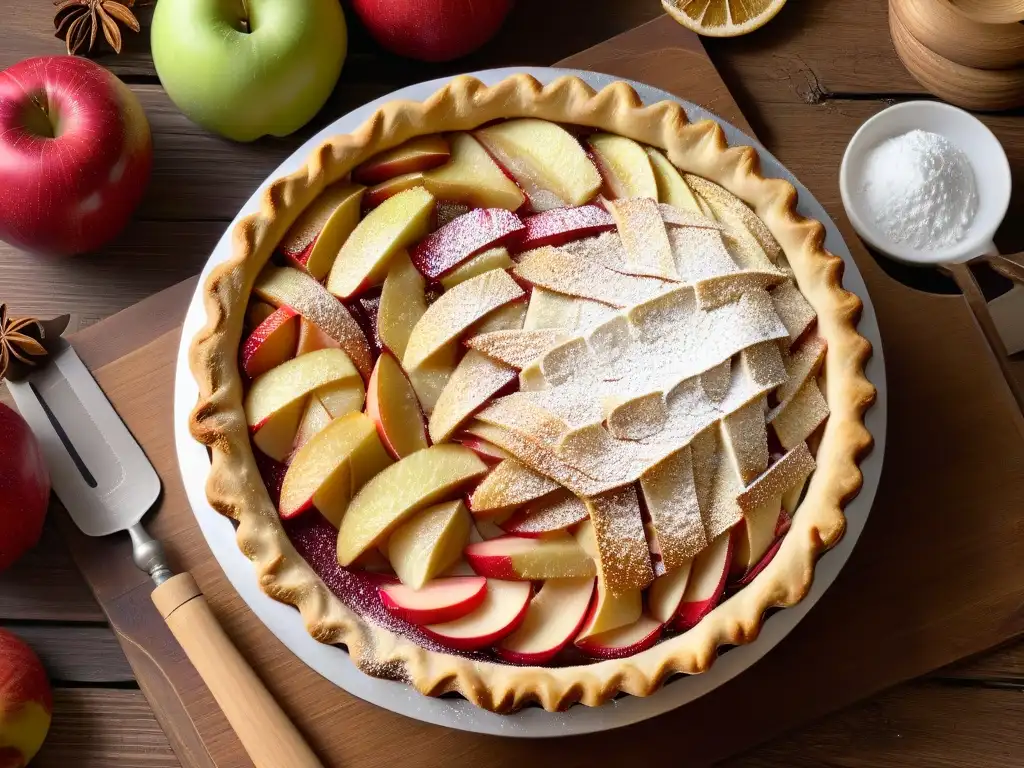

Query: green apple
151,0,347,142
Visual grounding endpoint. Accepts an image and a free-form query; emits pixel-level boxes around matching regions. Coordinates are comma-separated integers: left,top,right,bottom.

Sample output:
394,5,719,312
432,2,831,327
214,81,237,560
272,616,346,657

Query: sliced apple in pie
516,205,615,252
495,576,594,664
676,531,732,630
363,172,426,209
402,269,525,372
474,119,602,210
439,247,513,290
500,489,589,537
575,614,663,660
410,208,524,279
464,535,595,580
468,457,561,515
464,329,565,370
279,411,393,525
326,186,435,299
365,352,428,458
337,444,488,565
429,350,517,444
645,147,709,216
278,182,364,280
253,266,373,380
387,499,472,589
422,579,532,651
587,133,658,199
379,575,487,626
241,306,299,379
287,394,332,462
423,132,525,211
353,134,450,185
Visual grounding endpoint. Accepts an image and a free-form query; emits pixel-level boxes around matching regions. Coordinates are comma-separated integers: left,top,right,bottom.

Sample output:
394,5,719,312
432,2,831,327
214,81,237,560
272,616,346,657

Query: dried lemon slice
663,0,788,37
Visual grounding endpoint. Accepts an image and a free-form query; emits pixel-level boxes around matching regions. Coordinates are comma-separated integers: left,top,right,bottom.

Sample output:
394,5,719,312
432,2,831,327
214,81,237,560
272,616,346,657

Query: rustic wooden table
1,1,1023,766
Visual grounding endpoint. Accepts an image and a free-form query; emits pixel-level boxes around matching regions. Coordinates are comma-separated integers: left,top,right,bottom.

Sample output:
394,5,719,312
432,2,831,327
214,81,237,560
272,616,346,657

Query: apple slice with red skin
377,251,427,360
279,411,392,523
423,132,525,211
575,615,663,660
495,576,594,664
240,306,299,378
336,444,488,565
326,186,435,299
252,400,304,462
387,500,471,589
463,535,595,580
246,300,277,331
254,266,373,380
422,579,532,651
513,205,615,252
410,208,524,280
474,119,602,211
363,172,426,210
675,532,733,631
378,576,487,626
286,395,332,463
354,135,450,185
295,316,341,356
647,560,693,624
278,182,364,280
245,348,361,433
730,496,786,579
365,352,429,460
500,490,588,538
456,435,511,464
438,246,513,290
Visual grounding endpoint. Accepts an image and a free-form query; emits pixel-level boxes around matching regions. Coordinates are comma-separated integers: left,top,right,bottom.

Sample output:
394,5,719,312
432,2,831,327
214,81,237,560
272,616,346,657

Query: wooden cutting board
57,16,1024,768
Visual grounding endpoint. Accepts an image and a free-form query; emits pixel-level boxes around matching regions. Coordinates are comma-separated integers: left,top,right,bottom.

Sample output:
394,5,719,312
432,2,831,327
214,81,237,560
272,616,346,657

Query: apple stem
238,0,251,33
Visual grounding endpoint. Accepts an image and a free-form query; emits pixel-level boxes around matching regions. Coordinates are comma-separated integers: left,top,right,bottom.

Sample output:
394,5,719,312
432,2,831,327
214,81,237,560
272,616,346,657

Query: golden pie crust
189,74,875,713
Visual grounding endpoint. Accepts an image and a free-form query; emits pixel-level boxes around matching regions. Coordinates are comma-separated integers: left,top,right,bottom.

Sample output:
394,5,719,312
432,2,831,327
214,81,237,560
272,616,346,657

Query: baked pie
190,74,875,712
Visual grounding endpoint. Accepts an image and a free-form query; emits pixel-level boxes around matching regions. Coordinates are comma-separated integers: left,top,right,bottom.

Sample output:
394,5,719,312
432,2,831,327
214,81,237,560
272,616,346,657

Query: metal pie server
7,340,323,768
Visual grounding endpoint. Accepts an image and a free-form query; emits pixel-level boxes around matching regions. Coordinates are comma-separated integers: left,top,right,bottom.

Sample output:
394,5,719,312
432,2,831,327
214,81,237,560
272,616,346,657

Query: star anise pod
54,0,141,56
0,305,70,383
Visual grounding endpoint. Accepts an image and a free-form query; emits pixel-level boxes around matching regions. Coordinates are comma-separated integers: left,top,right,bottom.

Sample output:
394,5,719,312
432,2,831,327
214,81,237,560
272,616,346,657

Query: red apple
0,56,152,256
378,576,487,625
0,629,52,767
351,0,514,62
0,404,49,572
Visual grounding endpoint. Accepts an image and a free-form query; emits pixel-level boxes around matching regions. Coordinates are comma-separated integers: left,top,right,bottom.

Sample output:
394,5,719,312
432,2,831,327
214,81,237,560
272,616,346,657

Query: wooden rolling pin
153,573,325,768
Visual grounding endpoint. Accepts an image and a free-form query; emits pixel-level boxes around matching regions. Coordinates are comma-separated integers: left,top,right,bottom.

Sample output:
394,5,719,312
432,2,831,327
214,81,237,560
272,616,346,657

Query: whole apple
0,403,50,573
151,0,348,142
0,630,52,768
0,57,152,257
352,0,513,62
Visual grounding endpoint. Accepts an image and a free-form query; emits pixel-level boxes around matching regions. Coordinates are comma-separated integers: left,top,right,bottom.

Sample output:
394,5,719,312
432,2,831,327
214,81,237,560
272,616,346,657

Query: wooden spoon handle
981,252,1024,286
152,573,323,768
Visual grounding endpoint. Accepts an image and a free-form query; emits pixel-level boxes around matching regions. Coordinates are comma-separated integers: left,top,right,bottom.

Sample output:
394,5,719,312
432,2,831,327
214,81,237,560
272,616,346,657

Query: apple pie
189,74,875,712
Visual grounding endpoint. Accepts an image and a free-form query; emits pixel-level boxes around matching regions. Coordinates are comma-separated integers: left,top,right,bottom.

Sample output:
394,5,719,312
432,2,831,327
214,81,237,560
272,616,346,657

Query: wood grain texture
1,624,133,683
0,521,102,621
34,689,179,768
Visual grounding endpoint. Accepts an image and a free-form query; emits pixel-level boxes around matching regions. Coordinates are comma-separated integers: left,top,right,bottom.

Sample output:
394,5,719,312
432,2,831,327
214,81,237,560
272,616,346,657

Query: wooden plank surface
1,1,1023,767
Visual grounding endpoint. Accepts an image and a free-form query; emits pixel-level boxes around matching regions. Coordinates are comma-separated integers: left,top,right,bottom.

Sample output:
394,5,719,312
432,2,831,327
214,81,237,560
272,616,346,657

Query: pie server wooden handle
152,572,324,768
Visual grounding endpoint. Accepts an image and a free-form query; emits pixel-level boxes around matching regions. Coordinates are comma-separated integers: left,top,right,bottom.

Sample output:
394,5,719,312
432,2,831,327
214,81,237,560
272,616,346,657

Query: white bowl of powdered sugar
840,100,1011,266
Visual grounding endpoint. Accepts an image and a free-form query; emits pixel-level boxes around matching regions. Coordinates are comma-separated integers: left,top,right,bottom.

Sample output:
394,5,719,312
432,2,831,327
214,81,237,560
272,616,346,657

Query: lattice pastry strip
658,202,725,231
736,442,816,514
683,172,784,266
769,379,829,449
429,349,517,444
777,335,827,404
523,287,615,333
719,395,770,485
770,281,817,348
639,446,709,570
464,329,566,369
513,245,667,308
739,341,789,392
606,197,680,281
583,484,655,594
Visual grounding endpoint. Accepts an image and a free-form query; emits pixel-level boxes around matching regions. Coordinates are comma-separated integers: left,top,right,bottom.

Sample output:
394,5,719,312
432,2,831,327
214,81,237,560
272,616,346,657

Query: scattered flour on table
860,129,978,250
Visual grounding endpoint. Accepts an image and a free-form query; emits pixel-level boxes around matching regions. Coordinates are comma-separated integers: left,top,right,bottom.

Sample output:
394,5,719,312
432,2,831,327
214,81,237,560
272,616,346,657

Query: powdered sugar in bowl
840,101,1011,266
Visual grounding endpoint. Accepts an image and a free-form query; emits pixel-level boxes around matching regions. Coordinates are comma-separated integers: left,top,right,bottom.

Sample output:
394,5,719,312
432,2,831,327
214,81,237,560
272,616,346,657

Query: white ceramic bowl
840,100,1011,266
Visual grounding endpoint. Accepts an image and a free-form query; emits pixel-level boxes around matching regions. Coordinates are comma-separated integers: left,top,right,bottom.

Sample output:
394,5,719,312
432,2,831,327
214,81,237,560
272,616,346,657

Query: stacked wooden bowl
890,0,1024,110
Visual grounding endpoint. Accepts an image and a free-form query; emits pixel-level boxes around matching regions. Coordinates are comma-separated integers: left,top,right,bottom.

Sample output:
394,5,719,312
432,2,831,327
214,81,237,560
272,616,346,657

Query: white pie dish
173,67,887,737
